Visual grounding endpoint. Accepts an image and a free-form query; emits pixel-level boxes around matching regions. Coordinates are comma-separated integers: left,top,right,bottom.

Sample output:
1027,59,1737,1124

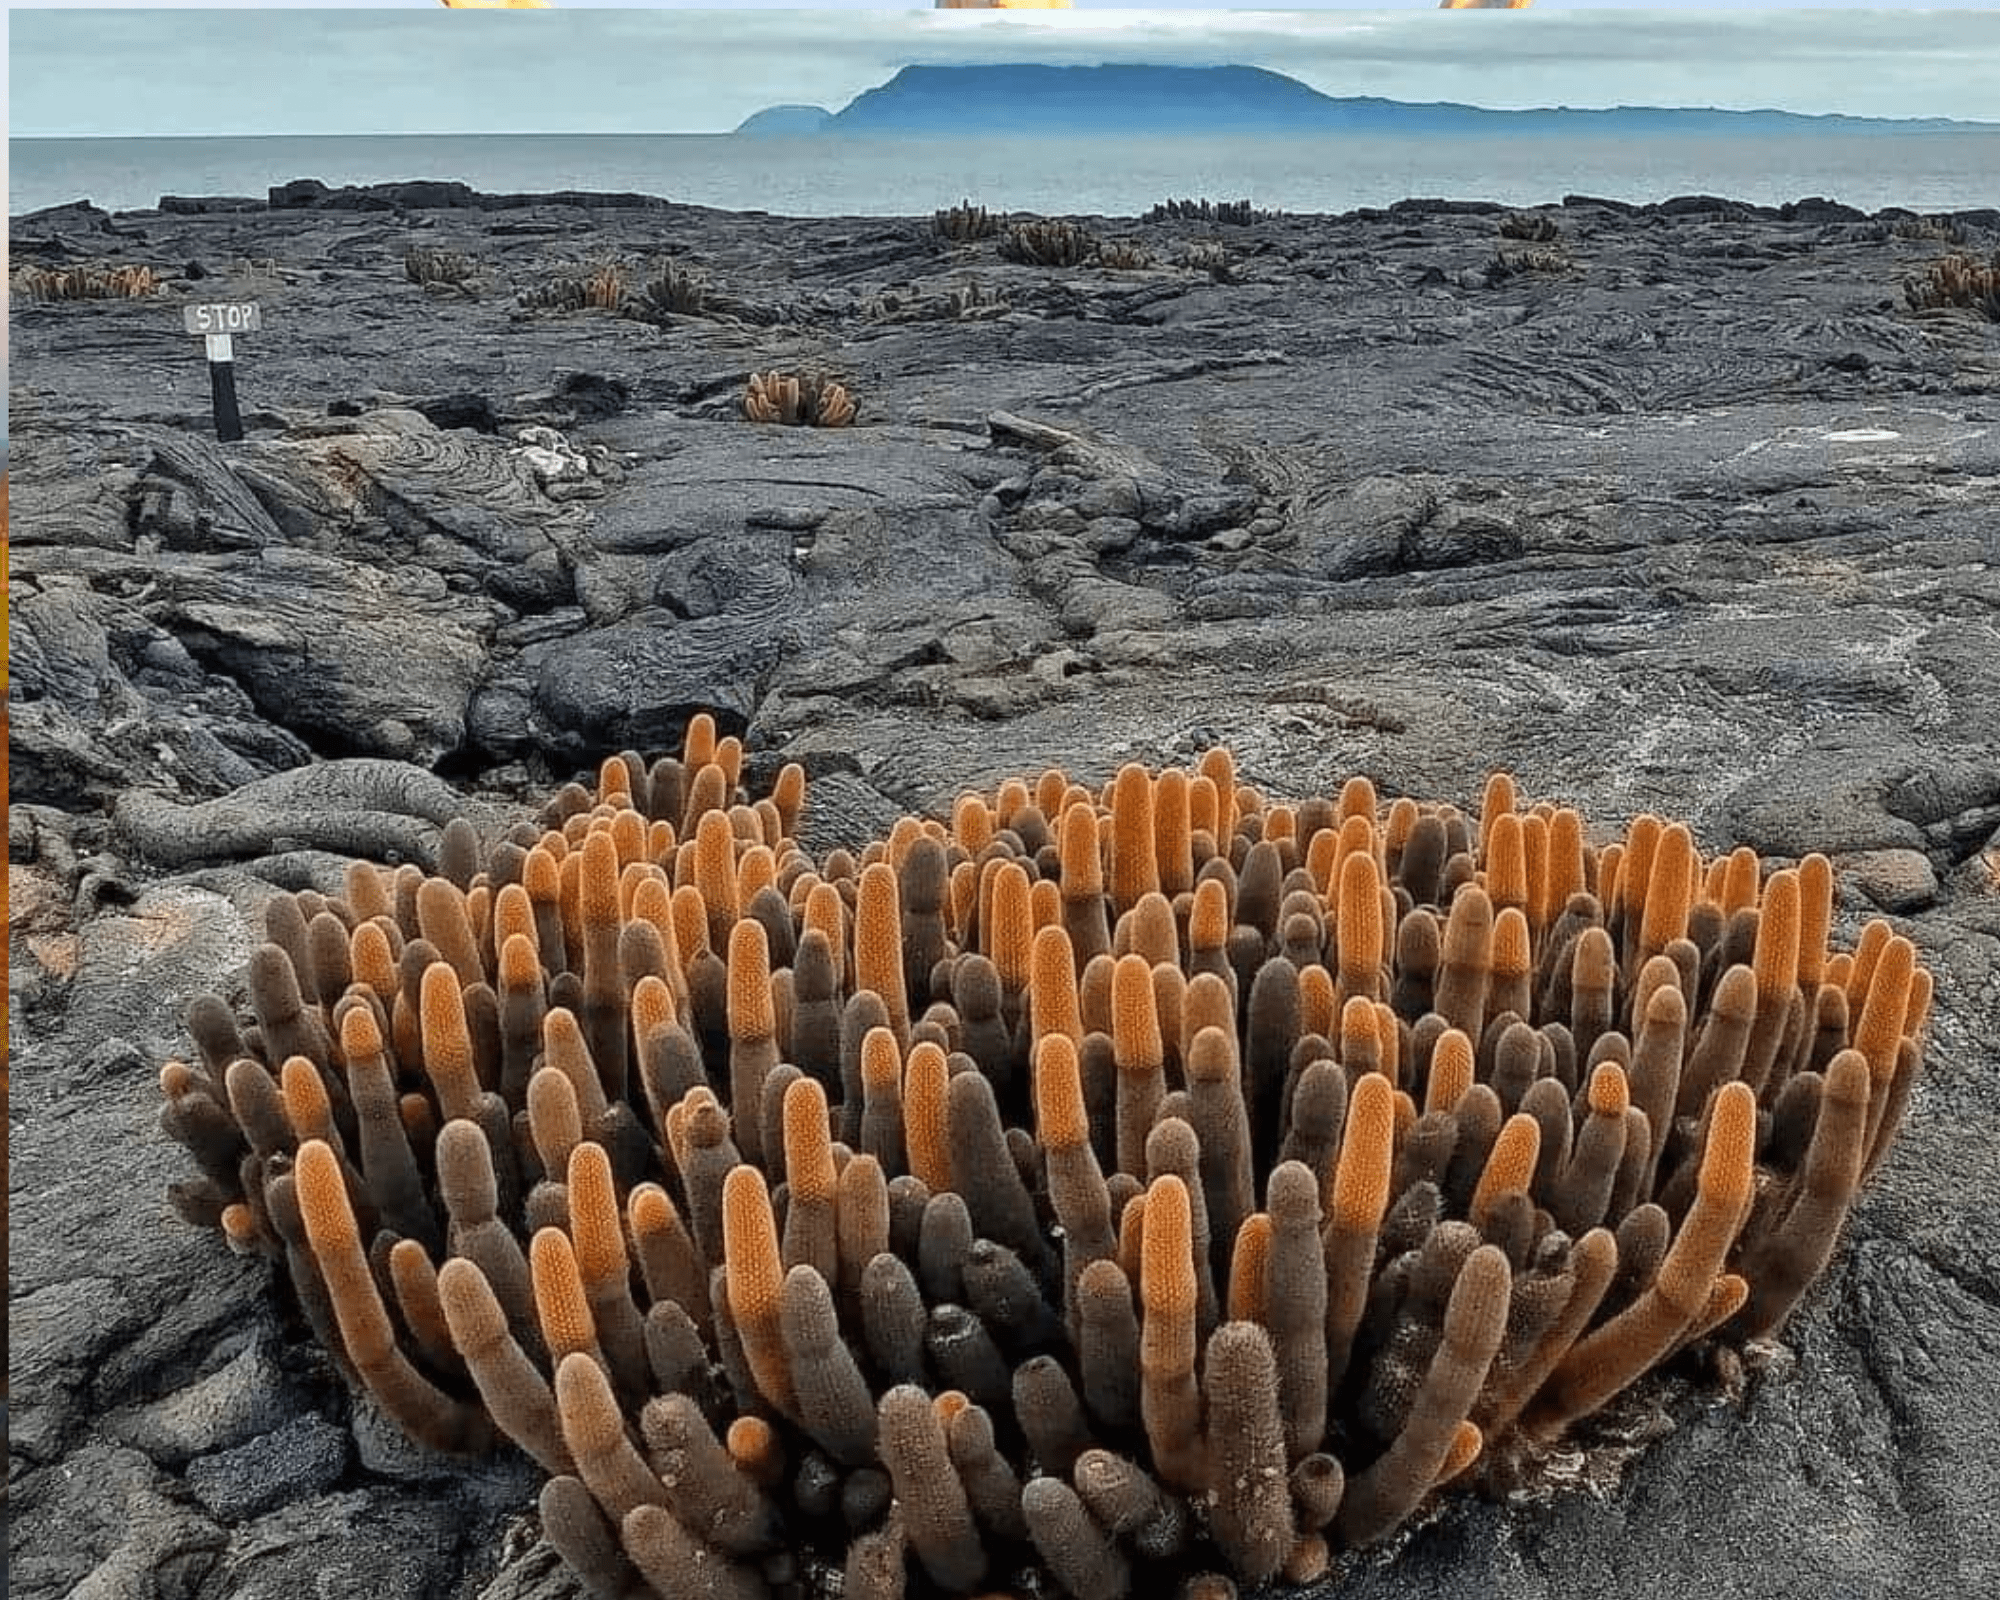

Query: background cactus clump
944,279,1010,320
1889,214,1966,246
404,246,480,291
156,728,1932,1600
581,261,625,310
517,261,627,313
867,279,1011,325
13,262,159,301
1903,251,2000,320
1490,247,1572,280
744,370,858,427
1096,240,1153,271
934,199,999,243
629,261,707,321
998,219,1099,269
1180,241,1234,282
1150,197,1260,226
1499,212,1562,243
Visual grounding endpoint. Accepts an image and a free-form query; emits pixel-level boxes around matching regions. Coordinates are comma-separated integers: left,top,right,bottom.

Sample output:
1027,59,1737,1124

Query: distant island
735,62,1990,137
737,104,836,137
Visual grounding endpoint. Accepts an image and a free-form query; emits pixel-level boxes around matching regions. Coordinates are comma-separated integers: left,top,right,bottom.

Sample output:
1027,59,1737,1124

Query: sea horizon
13,128,2000,221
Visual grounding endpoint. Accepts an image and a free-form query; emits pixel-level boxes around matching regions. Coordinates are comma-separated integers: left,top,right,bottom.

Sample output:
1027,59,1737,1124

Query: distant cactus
518,278,578,312
1149,198,1259,226
516,261,627,313
1498,212,1560,243
744,371,858,428
517,276,590,312
1180,241,1234,283
13,262,158,301
1096,240,1153,271
946,279,1010,319
228,257,282,281
581,262,625,310
869,279,1011,324
934,199,999,243
633,261,706,318
404,246,479,289
998,219,1098,268
1903,251,2000,320
1890,214,1966,246
1489,247,1570,279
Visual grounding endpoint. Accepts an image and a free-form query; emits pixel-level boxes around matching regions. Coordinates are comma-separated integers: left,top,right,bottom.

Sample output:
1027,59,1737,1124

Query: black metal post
209,357,243,443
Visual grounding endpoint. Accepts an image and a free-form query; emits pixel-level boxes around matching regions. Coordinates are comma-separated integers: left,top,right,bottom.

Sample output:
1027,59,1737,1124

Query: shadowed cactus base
159,729,1931,1598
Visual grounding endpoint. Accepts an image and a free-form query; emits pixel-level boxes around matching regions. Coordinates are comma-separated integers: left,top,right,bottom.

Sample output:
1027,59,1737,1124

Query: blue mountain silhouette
734,63,1983,137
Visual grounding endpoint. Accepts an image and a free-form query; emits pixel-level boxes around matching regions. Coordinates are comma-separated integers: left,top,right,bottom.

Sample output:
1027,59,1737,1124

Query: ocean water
11,129,2000,220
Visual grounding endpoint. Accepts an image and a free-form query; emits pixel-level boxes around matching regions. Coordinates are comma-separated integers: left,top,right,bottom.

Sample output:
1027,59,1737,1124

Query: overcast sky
9,7,2000,137
11,1,1996,7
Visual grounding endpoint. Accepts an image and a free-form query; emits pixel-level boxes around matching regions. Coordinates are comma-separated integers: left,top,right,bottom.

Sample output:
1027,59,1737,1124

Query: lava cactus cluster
159,720,1929,1600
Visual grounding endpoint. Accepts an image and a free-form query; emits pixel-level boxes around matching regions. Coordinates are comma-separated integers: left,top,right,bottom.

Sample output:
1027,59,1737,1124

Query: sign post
181,303,262,442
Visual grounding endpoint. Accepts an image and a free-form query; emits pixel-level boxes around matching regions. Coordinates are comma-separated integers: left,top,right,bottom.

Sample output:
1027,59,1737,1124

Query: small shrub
744,370,857,427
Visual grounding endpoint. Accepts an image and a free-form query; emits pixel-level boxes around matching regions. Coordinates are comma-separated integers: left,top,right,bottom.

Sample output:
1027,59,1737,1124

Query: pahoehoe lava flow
8,181,2000,1600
